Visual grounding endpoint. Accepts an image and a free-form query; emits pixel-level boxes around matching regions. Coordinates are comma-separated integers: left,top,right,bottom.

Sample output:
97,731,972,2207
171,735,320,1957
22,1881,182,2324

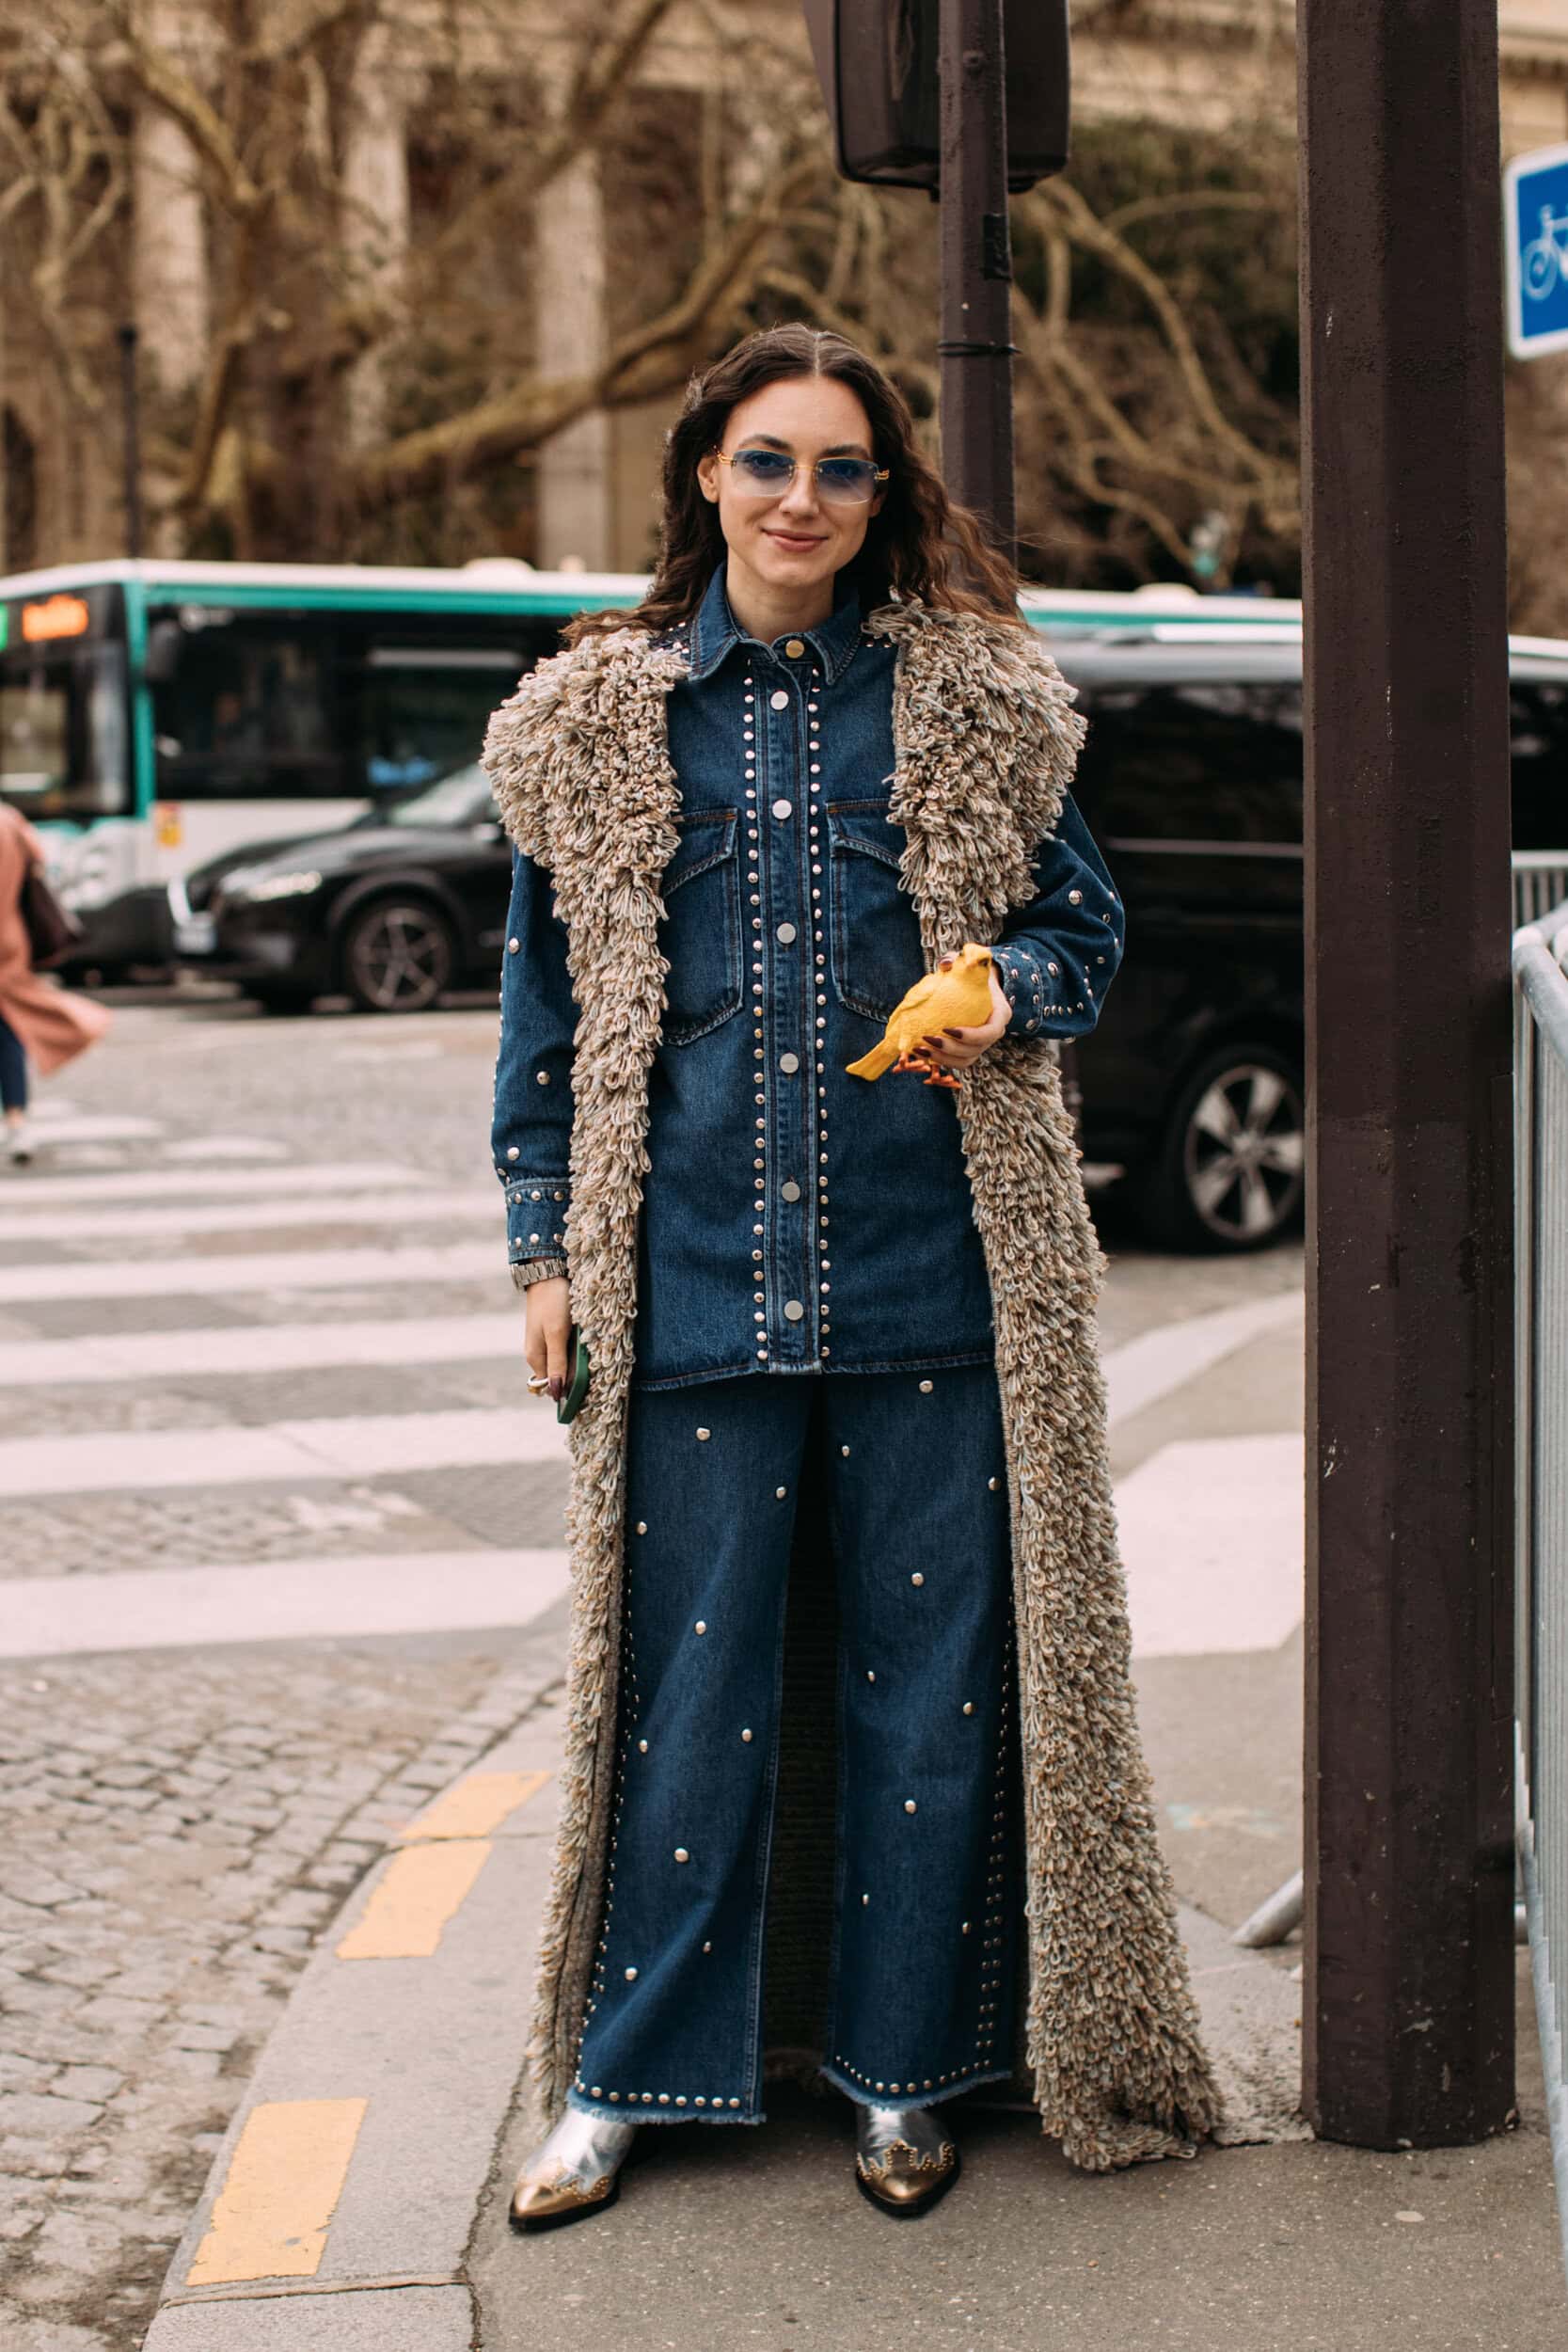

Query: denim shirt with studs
491,567,1125,1389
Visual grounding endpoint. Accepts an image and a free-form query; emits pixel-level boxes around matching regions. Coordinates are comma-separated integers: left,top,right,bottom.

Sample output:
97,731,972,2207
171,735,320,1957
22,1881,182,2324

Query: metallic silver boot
853,2101,960,2218
509,2108,638,2233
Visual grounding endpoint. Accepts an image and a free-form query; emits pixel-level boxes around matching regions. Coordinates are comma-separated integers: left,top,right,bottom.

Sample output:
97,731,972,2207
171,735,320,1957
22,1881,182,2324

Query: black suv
1054,628,1568,1251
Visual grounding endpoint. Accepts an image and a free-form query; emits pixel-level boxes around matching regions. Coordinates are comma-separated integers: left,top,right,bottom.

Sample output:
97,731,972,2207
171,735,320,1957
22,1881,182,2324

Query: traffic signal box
801,0,1069,193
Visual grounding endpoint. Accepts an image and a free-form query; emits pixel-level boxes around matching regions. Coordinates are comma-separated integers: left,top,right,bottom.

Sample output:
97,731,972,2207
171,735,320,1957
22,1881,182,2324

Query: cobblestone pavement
0,989,1299,2350
0,1645,538,2350
0,996,572,2348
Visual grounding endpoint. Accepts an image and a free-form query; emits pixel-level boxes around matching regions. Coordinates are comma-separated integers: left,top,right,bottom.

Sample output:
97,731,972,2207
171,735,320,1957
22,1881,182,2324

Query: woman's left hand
918,959,1010,1075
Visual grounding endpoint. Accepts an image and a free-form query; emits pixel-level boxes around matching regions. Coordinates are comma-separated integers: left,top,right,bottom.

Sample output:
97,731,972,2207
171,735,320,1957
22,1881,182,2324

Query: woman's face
696,373,883,611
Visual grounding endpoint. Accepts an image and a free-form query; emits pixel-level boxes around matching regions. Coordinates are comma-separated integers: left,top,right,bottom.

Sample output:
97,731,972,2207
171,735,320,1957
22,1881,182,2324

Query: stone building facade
2,0,1565,578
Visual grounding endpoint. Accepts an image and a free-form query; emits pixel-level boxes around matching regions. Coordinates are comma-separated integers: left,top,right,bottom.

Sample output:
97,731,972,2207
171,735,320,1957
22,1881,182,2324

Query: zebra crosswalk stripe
0,1186,498,1244
0,1549,572,1661
0,1240,500,1304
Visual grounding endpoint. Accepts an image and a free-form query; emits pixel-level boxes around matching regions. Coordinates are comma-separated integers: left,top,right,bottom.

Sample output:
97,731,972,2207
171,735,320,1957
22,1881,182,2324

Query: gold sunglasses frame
712,448,890,503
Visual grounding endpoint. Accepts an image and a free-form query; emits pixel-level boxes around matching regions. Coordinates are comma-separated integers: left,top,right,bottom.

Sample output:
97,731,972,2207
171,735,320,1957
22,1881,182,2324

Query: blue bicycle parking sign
1506,143,1568,358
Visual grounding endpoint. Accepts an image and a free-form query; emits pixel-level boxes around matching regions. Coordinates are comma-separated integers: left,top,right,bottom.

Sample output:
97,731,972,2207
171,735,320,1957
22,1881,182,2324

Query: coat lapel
483,607,1221,2165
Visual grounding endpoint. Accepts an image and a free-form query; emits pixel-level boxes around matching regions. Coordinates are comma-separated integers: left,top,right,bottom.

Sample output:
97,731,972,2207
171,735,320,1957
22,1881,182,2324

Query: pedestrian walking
485,324,1217,2228
0,803,109,1166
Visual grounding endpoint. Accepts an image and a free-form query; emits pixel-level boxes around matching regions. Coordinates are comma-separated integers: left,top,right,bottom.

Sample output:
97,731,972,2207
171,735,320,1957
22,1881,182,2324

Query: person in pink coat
0,803,110,1164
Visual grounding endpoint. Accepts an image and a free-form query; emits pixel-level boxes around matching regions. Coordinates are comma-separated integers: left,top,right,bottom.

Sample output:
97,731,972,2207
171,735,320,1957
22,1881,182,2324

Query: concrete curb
141,1614,570,2352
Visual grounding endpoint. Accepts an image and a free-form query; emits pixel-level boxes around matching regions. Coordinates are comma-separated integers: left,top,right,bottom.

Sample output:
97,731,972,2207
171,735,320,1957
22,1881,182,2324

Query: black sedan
168,766,513,1013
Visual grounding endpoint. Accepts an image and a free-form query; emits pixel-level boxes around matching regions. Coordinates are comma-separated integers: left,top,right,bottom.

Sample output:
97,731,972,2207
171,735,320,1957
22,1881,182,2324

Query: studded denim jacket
491,570,1124,1385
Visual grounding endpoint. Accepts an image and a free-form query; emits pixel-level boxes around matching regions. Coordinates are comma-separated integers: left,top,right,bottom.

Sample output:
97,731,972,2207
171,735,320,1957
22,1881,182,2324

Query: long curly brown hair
565,324,1021,642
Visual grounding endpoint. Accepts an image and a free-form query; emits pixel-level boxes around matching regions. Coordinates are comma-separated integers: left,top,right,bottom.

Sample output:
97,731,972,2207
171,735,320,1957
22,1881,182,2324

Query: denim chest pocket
828,799,923,1023
658,809,743,1043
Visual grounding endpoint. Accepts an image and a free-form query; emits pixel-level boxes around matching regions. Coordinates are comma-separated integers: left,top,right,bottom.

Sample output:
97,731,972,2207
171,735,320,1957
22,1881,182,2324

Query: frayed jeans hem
566,2090,765,2126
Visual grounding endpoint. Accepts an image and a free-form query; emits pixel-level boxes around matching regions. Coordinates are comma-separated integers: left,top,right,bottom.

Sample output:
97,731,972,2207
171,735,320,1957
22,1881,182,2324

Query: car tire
1138,1041,1306,1253
339,897,455,1014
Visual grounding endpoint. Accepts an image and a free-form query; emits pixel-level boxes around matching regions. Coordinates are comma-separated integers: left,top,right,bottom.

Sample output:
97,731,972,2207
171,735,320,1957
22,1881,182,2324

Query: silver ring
527,1374,550,1395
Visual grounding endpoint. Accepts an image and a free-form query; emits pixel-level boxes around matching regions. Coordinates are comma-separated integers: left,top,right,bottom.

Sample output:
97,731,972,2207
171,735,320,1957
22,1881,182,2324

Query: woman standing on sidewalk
0,802,108,1166
485,325,1217,2226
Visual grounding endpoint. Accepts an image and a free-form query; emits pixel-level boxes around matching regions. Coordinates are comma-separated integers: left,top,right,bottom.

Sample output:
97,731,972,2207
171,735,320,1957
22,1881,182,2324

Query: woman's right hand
525,1276,573,1403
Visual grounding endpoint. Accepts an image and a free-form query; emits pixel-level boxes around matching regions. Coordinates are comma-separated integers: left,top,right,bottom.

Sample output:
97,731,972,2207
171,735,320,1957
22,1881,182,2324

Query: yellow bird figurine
846,942,998,1089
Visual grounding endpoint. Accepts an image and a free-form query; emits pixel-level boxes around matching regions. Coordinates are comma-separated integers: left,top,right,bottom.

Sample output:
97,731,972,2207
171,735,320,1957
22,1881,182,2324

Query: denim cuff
501,1176,571,1266
990,943,1057,1037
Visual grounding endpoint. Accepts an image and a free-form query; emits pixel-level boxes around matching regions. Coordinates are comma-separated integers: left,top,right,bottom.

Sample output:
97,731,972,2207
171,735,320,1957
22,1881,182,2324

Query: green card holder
557,1327,591,1424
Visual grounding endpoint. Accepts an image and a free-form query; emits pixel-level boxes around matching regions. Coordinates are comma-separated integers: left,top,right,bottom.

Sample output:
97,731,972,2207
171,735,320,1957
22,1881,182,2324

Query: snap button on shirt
769,688,790,709
771,799,793,820
784,637,807,658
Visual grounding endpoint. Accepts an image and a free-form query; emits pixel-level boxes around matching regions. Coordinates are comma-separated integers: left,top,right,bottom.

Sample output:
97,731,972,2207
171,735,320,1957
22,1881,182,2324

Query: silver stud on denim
695,1621,706,1635
697,1427,711,1441
674,1848,689,1863
911,1572,925,1587
625,1966,638,1980
905,1799,917,1814
919,1379,934,1393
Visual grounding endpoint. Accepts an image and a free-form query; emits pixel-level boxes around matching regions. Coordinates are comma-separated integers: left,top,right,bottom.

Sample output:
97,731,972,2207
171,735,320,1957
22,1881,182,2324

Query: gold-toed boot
853,2101,960,2218
508,2110,638,2233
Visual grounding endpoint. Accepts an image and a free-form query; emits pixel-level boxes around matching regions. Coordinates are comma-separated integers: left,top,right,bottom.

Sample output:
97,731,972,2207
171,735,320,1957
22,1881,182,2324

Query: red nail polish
548,1376,564,1403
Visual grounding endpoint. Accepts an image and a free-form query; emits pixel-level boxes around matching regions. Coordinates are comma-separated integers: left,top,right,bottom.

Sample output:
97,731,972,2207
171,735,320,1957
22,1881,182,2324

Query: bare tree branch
354,154,820,505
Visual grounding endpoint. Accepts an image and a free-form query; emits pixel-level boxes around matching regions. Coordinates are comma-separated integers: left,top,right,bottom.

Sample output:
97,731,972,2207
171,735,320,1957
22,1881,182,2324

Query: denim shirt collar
688,565,864,687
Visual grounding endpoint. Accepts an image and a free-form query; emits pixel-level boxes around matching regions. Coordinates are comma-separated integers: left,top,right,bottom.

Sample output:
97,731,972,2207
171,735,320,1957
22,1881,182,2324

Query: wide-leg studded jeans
566,1364,1020,2125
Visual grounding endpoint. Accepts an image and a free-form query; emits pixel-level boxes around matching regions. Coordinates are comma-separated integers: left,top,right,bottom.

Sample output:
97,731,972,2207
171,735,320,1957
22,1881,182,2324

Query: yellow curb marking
335,1840,493,1960
401,1768,551,1842
186,2098,368,2286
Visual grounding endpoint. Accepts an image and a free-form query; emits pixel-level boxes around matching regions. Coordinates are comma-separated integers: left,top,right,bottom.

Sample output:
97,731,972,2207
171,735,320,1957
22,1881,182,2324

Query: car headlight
232,868,324,902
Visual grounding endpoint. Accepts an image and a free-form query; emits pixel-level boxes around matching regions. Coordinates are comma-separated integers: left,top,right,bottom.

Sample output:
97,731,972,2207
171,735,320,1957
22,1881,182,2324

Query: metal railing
1515,854,1568,930
1514,888,1568,2278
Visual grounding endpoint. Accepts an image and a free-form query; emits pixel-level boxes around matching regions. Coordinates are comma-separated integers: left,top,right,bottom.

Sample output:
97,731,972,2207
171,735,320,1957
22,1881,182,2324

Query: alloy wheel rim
350,906,448,1010
1181,1063,1306,1242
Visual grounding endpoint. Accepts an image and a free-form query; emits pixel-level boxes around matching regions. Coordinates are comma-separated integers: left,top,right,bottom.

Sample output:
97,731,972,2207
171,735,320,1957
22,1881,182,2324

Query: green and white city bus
0,555,1302,972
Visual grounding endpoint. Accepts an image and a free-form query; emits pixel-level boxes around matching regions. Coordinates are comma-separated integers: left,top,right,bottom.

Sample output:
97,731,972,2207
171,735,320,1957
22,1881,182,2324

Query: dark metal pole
1300,0,1515,2145
117,323,144,560
938,0,1014,563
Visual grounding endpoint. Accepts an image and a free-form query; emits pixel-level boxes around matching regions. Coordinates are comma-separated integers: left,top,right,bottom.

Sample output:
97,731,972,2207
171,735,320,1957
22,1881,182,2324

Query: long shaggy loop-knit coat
483,598,1221,2171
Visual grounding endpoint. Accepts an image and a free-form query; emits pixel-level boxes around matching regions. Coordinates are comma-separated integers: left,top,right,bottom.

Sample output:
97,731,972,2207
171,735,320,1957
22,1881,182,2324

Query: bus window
341,615,557,797
150,613,343,801
0,643,130,821
360,644,532,792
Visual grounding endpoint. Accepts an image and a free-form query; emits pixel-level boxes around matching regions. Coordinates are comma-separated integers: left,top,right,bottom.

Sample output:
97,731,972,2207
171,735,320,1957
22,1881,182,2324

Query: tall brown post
938,0,1015,564
1300,0,1515,2142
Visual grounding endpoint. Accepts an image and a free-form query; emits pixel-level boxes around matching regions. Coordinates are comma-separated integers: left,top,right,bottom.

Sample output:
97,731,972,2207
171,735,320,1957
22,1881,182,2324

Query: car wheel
1140,1043,1306,1252
340,898,454,1014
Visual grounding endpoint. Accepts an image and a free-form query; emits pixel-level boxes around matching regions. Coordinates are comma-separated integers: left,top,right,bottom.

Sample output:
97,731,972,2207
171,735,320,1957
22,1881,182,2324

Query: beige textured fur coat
483,596,1221,2170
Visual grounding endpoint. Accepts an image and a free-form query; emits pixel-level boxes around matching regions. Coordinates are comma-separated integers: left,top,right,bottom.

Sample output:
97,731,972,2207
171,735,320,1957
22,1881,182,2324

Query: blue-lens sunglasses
714,447,889,507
